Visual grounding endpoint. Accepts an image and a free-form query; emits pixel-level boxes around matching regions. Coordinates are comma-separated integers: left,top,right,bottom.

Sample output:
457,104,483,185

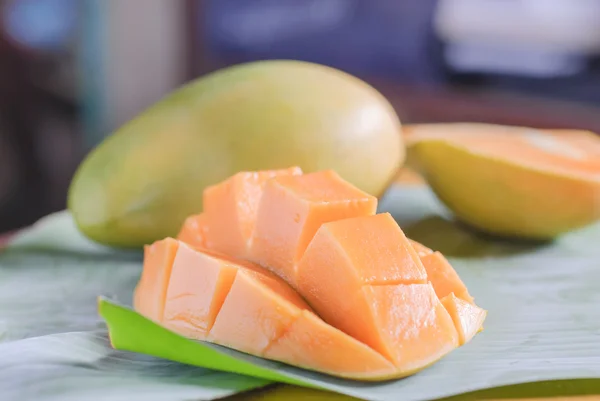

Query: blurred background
1,0,600,233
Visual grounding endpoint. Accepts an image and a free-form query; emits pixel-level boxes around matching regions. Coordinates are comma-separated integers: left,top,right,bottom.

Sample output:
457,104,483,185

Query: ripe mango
404,123,600,240
68,60,404,248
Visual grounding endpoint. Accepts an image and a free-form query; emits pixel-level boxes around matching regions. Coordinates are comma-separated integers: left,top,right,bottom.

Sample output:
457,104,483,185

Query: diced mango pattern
162,242,238,339
134,167,486,380
135,238,395,380
419,251,474,303
264,310,397,379
133,237,179,322
177,213,210,250
295,213,458,368
441,292,487,345
249,170,377,285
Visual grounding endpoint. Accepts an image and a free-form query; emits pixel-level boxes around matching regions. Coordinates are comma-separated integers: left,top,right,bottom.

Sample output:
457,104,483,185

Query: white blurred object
434,0,600,76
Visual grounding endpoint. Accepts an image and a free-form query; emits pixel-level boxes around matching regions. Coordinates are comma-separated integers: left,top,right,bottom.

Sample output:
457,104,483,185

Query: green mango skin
68,60,404,248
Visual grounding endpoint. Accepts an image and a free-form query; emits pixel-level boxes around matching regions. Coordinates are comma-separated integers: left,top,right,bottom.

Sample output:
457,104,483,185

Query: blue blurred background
1,0,600,232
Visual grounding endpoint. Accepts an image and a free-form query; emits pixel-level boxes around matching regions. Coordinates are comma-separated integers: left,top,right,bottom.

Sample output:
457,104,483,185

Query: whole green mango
68,60,404,248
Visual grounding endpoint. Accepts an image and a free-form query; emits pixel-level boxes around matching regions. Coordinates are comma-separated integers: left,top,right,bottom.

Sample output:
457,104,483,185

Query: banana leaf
2,185,600,401
0,214,269,401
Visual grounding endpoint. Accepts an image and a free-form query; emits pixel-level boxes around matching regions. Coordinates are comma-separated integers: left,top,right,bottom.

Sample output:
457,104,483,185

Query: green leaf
3,185,600,401
7,211,139,257
231,379,600,401
1,331,268,401
0,215,268,401
99,297,315,388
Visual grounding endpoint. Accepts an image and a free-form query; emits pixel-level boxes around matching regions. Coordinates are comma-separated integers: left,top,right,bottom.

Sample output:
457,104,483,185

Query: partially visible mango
404,123,600,240
68,60,404,248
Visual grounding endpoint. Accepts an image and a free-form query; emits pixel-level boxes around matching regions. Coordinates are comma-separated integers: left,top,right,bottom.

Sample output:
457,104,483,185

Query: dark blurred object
0,0,80,232
194,0,600,108
200,0,445,84
0,32,46,232
372,82,600,133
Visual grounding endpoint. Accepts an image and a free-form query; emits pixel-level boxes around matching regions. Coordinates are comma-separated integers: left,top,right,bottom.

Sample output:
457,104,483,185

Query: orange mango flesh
137,168,486,380
208,265,312,355
420,252,474,303
296,213,458,367
408,239,433,257
201,167,303,259
404,123,600,179
441,292,487,345
368,284,459,371
133,237,179,322
407,239,474,303
136,238,396,379
176,213,210,249
161,242,239,339
264,310,396,380
249,169,378,285
308,213,428,286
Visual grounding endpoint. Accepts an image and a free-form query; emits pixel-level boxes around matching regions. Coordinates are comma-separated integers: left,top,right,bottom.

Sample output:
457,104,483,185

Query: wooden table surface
1,190,598,400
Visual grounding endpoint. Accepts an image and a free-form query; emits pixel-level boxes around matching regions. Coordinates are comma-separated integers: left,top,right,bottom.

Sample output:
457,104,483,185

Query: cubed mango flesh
202,167,302,258
408,238,433,257
419,251,474,303
208,266,312,355
406,239,474,303
264,310,396,380
367,283,459,371
137,239,396,380
133,237,179,322
135,168,487,381
441,292,487,345
296,213,459,367
176,213,210,249
249,170,377,285
161,242,239,339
